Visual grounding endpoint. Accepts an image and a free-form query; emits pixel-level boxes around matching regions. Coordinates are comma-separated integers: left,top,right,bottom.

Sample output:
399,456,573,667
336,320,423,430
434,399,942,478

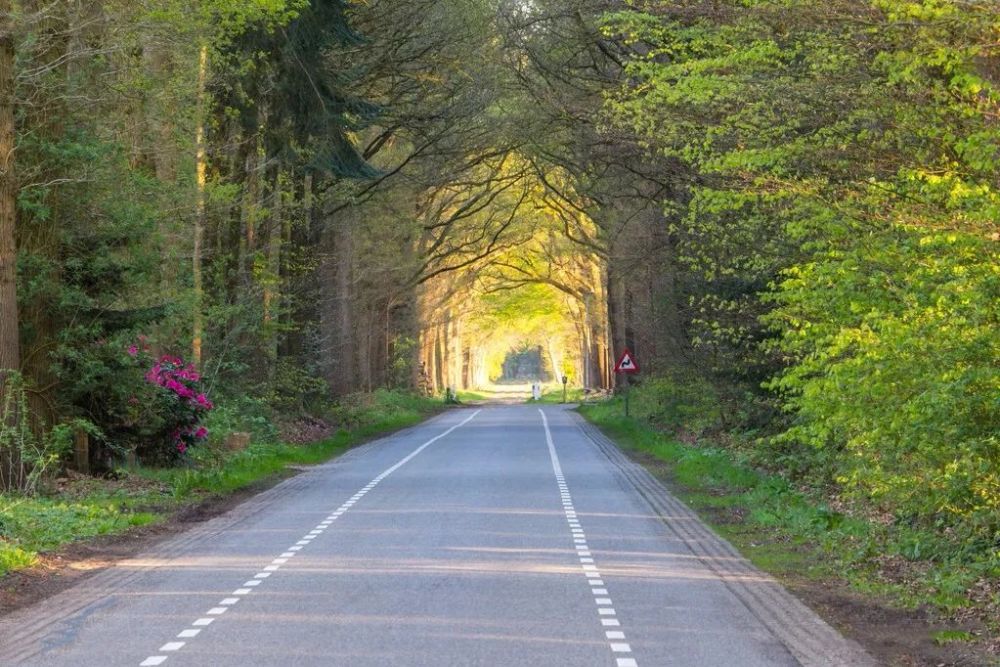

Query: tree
0,0,17,390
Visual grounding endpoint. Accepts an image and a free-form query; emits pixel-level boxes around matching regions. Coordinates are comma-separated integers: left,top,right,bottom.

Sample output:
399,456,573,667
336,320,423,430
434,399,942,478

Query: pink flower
127,345,139,357
176,442,187,454
195,427,208,439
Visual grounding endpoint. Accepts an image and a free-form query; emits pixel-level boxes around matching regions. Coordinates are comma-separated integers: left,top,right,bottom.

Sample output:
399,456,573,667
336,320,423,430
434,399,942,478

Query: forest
0,0,998,646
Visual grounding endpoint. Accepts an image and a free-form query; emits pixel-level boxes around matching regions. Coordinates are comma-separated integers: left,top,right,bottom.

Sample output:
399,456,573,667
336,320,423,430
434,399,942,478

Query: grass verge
0,390,442,578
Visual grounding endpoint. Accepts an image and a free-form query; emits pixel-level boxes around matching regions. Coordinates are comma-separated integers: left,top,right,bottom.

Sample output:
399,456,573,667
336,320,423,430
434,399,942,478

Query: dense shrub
766,230,1000,542
52,335,213,467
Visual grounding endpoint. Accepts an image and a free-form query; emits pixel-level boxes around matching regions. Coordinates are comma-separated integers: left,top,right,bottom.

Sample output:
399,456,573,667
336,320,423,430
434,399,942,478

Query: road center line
539,408,638,667
138,409,481,666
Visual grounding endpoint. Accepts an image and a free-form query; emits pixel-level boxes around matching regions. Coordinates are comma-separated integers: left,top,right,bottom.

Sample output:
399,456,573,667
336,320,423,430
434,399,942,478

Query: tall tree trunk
0,0,22,489
192,44,208,368
0,0,18,381
263,169,282,378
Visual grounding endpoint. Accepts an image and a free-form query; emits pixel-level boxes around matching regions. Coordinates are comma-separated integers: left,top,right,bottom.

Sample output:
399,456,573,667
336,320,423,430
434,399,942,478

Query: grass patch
455,389,489,402
0,390,442,578
0,494,160,577
530,386,587,404
932,630,976,645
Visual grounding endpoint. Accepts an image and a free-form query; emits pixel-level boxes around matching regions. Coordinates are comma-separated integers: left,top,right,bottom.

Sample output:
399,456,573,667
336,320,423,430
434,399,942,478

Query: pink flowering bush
53,331,215,469
142,354,214,459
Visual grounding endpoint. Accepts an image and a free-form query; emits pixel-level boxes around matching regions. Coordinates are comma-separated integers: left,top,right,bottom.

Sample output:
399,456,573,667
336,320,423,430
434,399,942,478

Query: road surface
0,406,873,666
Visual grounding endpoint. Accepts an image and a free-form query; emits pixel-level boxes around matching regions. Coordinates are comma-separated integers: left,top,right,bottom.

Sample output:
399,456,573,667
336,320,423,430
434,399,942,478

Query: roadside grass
529,386,586,404
0,390,442,578
455,389,489,402
578,396,1000,631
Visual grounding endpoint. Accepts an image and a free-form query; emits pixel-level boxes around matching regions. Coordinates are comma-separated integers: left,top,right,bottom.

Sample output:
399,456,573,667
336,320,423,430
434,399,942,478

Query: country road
0,406,874,667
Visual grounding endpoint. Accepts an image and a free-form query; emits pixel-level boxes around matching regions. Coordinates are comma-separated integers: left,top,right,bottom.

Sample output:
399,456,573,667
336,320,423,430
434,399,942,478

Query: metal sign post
613,349,640,417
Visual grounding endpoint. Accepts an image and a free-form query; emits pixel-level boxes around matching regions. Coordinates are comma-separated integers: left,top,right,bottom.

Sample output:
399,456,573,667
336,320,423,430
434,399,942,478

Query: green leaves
602,0,1000,548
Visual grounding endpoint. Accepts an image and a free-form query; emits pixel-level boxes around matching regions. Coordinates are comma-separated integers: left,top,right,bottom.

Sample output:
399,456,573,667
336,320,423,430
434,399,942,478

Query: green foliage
328,389,441,434
0,493,158,577
766,229,1000,541
0,374,73,494
602,0,1000,554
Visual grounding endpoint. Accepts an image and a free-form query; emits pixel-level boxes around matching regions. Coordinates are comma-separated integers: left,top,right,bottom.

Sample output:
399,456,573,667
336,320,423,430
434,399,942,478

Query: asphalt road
0,406,874,666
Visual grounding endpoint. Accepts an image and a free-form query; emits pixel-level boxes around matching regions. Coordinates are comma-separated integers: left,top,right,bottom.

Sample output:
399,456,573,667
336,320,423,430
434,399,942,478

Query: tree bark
0,0,21,490
192,44,208,368
0,0,19,383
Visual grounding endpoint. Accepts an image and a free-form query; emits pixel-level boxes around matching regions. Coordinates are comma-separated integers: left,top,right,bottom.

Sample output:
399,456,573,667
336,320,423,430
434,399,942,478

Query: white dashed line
159,642,185,652
137,410,481,666
540,408,637,666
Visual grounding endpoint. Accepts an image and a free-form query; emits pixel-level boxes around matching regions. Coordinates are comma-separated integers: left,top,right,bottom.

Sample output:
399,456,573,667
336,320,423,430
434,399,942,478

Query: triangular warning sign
614,349,640,374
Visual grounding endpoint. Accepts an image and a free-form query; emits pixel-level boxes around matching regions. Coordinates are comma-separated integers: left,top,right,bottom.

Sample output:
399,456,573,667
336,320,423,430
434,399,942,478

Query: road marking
138,409,481,666
540,408,638,667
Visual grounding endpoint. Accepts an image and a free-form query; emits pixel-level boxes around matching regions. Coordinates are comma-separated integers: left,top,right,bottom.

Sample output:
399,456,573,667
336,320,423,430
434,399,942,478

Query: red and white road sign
614,349,639,374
